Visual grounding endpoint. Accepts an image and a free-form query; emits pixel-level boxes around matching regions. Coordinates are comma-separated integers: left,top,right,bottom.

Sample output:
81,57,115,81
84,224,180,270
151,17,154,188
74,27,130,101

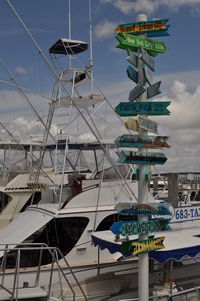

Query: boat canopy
91,220,200,263
45,140,115,151
0,209,53,256
49,38,88,55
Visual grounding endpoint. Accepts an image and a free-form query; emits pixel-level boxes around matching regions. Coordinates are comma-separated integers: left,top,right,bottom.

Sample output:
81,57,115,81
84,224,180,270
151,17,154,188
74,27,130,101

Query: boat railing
119,285,200,301
0,242,88,301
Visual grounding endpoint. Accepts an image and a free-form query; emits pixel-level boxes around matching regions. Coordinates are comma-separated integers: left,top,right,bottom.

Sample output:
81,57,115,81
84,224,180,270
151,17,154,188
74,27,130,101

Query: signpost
114,19,170,37
115,101,171,116
121,236,165,257
115,202,171,216
117,150,167,165
115,134,170,148
111,219,171,236
116,33,168,55
113,14,170,301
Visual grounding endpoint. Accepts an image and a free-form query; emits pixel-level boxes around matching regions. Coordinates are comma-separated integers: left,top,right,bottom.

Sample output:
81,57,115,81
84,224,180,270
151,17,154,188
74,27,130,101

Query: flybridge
49,38,88,55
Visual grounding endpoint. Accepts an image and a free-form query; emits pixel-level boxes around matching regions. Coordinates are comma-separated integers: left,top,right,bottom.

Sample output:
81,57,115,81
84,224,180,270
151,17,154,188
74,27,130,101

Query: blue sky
1,0,200,172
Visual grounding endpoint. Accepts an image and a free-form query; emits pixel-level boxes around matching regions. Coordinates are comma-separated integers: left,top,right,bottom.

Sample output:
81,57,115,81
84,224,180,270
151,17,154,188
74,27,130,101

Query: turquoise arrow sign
115,101,171,116
110,218,171,236
127,65,138,83
115,202,171,216
115,135,170,148
147,81,161,99
117,150,167,165
116,33,168,56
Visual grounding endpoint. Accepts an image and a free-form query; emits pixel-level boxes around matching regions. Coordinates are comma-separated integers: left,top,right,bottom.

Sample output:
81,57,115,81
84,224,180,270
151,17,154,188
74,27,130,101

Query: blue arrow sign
127,65,138,83
110,218,171,236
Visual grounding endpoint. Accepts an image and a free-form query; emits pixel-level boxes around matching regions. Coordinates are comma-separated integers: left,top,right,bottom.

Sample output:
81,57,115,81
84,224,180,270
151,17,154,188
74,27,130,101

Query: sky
0,0,200,173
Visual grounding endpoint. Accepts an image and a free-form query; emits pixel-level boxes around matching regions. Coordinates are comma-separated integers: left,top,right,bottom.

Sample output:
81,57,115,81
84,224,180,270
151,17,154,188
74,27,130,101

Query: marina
0,1,200,300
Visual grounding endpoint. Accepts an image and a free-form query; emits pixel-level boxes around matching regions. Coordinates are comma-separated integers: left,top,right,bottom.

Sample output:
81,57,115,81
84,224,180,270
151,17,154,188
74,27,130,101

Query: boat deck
0,287,48,301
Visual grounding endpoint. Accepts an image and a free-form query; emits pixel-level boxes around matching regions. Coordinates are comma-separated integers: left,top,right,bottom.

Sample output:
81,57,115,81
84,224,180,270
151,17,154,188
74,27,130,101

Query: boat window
6,217,89,268
20,192,41,212
0,192,11,212
96,213,138,231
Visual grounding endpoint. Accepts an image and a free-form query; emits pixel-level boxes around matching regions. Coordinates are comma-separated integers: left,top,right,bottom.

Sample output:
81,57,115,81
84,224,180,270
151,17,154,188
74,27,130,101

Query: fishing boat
0,1,151,299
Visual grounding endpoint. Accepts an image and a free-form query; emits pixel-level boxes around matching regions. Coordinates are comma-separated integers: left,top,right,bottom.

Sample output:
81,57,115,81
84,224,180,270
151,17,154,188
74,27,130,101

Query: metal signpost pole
136,13,149,301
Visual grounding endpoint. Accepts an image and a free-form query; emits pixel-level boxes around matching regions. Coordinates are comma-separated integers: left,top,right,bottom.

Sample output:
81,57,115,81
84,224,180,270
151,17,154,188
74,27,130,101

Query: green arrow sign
111,218,171,236
117,33,168,56
115,101,171,116
117,150,167,165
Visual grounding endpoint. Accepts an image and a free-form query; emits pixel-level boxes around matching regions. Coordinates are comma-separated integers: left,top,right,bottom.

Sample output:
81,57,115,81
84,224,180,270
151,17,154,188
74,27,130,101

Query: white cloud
15,66,28,75
101,0,200,14
94,19,118,40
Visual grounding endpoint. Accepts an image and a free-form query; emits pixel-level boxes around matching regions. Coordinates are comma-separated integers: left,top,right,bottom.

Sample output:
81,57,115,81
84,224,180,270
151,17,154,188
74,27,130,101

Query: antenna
89,0,94,94
68,0,72,68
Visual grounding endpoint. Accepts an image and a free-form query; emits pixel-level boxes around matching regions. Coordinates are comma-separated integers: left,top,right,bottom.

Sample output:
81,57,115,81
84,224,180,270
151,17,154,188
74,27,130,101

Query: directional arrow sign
127,49,138,68
115,135,170,148
147,81,161,99
121,236,165,257
117,150,167,165
147,31,170,38
114,19,169,35
137,115,158,134
125,117,138,131
111,218,171,236
129,84,146,102
139,48,155,72
117,33,168,55
127,65,138,83
115,202,171,216
115,101,171,116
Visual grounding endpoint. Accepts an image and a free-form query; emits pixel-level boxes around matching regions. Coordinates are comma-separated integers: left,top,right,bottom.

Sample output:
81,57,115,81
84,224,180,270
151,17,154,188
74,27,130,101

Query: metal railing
0,243,88,301
120,285,200,301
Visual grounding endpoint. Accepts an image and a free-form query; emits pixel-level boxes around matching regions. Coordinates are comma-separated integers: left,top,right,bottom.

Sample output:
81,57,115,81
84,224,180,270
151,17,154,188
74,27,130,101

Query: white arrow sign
139,47,155,72
137,115,158,134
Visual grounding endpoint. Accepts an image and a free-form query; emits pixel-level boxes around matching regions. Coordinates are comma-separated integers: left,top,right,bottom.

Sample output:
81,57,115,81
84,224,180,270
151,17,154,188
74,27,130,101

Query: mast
88,0,94,94
68,0,72,68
